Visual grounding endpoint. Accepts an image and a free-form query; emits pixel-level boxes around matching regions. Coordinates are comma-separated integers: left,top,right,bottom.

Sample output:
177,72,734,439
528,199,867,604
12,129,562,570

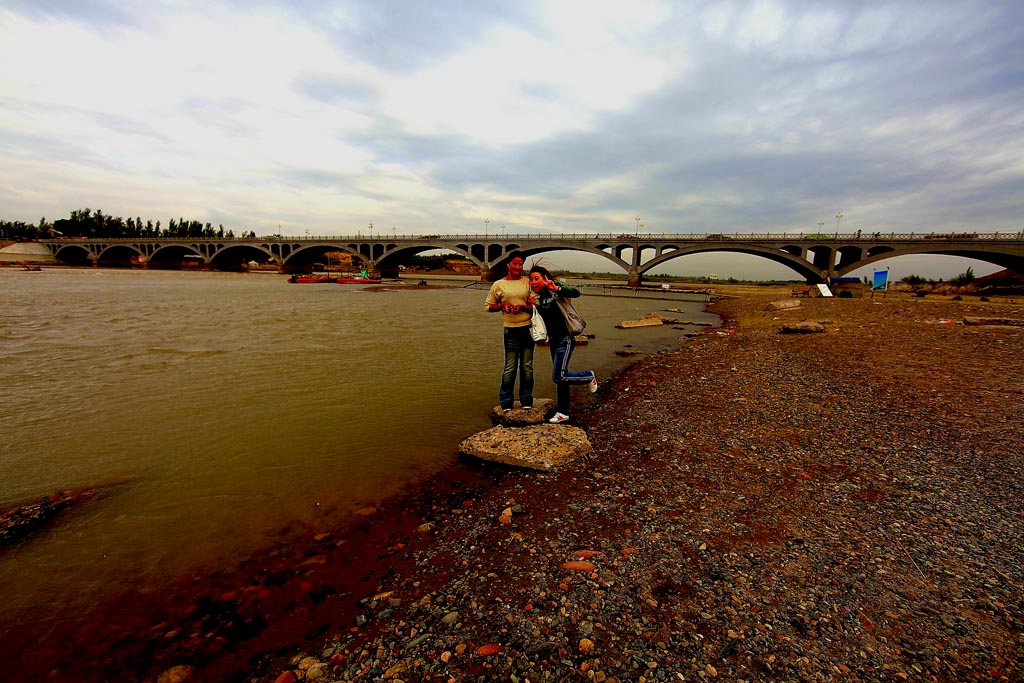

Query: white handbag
530,305,548,342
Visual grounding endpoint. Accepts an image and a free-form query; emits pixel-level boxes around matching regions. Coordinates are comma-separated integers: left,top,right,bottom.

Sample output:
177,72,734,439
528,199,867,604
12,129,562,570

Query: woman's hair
528,263,553,280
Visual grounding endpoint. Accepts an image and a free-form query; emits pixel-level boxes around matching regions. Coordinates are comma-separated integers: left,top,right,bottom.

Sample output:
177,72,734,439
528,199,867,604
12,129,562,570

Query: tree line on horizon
0,209,259,241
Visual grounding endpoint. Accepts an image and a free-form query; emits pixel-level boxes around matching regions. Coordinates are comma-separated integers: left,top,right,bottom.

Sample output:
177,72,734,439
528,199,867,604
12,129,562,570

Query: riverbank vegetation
1,209,253,240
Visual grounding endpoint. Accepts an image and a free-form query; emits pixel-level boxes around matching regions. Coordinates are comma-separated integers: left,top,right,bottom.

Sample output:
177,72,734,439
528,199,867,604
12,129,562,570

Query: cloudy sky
1,1,1022,276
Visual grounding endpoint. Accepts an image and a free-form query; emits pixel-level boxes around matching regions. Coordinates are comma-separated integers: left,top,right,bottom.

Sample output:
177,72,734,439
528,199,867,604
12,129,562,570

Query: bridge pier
480,268,499,283
627,271,642,288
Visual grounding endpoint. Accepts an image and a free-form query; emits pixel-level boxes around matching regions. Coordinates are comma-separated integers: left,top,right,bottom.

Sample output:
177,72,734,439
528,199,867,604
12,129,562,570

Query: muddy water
0,267,714,676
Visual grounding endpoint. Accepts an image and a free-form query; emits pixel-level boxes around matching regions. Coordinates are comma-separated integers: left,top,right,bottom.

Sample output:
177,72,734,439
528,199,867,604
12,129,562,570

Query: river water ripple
0,267,714,652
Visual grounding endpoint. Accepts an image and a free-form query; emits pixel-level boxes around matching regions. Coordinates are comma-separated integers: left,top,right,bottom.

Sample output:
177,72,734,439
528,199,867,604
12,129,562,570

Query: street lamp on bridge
835,212,843,233
484,218,489,237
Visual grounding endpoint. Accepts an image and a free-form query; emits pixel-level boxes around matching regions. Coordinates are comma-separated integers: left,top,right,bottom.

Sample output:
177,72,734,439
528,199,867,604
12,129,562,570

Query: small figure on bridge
485,252,535,412
528,264,597,424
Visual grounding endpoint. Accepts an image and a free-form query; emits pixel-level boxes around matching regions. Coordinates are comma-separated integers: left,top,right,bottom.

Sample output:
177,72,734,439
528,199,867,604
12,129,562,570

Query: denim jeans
499,326,535,409
548,334,595,414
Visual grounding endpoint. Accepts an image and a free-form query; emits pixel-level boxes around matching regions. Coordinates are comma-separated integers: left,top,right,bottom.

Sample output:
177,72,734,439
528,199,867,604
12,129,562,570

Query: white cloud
0,0,1022,249
378,1,676,146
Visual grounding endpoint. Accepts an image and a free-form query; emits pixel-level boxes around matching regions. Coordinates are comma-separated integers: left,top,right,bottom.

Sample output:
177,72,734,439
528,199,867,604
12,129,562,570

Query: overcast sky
2,1,1022,277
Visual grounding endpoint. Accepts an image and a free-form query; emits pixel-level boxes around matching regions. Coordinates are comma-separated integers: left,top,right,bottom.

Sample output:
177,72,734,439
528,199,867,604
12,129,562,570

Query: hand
546,279,558,291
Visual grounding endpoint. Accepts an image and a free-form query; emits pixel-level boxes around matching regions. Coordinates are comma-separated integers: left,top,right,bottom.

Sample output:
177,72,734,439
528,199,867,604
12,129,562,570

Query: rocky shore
226,293,1020,683
18,292,1020,683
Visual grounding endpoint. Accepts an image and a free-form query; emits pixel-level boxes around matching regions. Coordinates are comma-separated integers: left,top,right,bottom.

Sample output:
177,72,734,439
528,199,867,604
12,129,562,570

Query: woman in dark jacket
528,265,597,423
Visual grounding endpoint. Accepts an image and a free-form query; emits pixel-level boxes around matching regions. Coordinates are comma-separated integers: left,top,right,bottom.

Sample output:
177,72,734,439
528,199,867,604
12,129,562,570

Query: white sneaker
589,376,598,393
548,412,570,424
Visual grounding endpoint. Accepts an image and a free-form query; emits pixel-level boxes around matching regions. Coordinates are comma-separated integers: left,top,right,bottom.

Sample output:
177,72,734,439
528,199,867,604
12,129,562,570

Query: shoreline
8,292,1023,682
252,293,1020,683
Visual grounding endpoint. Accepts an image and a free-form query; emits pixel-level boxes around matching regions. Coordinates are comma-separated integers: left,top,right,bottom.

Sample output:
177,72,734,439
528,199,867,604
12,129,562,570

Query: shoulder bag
555,296,587,335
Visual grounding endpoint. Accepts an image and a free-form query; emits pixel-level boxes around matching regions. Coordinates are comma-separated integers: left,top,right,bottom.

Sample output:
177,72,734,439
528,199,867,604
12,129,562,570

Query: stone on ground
780,321,825,333
615,312,665,328
766,299,802,310
963,316,1023,327
459,424,592,470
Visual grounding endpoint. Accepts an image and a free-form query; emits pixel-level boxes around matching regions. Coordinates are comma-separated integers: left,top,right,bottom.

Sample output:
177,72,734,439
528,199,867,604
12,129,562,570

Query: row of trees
0,209,260,241
902,268,976,286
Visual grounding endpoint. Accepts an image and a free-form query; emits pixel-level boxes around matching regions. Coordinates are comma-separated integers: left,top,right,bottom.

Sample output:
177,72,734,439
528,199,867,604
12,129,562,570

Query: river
0,267,715,676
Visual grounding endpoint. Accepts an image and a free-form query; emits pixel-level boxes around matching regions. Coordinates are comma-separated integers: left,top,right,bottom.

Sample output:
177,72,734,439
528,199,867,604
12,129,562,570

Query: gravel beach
23,292,1020,683
235,293,1021,683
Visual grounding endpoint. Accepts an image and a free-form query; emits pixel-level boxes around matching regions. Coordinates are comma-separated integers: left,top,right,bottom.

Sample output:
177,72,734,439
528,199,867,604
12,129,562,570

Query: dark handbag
555,296,586,335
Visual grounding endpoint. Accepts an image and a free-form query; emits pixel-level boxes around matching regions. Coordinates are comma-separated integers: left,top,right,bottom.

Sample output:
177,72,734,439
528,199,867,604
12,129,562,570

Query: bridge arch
837,244,1024,276
96,243,144,267
484,243,629,281
209,243,276,270
51,243,93,266
640,244,823,282
145,244,202,268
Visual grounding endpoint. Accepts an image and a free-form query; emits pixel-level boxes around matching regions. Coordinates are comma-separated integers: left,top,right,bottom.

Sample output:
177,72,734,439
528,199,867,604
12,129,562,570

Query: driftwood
1,488,98,547
962,317,1024,327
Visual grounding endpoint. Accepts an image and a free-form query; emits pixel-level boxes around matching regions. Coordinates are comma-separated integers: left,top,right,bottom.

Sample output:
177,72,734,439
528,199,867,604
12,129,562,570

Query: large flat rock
459,424,592,470
615,312,666,329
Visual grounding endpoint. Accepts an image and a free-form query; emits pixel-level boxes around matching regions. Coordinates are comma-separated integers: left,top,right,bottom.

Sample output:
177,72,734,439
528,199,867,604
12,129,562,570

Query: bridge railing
45,231,1024,243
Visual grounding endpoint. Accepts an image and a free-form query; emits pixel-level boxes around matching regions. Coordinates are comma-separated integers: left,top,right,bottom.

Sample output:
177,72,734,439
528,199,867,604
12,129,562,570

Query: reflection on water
0,268,714,640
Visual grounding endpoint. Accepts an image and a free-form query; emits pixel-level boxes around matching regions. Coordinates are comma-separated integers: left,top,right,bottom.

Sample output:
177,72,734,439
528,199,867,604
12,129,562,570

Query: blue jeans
549,334,595,415
500,326,535,409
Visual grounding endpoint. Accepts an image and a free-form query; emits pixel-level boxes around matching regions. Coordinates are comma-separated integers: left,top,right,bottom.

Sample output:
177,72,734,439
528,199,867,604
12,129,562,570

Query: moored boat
288,274,335,283
335,276,382,284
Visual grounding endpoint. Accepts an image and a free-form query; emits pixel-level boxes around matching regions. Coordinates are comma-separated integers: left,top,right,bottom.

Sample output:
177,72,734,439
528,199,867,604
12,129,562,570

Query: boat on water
288,274,335,283
335,276,382,284
288,273,383,284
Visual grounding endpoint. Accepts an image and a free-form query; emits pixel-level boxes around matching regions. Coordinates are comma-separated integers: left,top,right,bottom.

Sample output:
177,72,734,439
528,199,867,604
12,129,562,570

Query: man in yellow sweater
484,252,534,411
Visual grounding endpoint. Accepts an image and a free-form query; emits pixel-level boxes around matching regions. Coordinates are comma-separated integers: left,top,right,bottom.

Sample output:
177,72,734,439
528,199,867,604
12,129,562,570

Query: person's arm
552,282,581,298
485,285,503,312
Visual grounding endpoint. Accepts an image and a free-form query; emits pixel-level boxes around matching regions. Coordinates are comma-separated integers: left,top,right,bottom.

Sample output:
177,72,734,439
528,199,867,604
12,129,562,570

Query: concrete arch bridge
41,232,1024,286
